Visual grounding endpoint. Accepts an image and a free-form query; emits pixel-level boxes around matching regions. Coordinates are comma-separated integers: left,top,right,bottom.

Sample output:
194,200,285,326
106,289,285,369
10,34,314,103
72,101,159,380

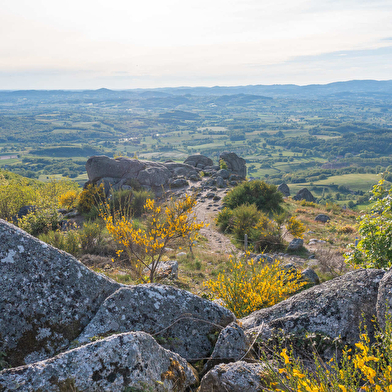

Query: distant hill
1,79,392,100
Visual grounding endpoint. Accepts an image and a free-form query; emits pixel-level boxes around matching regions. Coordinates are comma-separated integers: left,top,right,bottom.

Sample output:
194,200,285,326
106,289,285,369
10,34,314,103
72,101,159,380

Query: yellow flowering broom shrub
58,189,80,210
104,194,205,283
265,317,392,392
205,256,307,318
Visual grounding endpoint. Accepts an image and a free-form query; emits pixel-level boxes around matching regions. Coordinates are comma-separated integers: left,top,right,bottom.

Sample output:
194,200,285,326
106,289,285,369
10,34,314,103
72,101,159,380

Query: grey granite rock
184,154,213,169
0,220,120,367
199,361,267,392
203,322,250,374
315,214,331,223
377,268,392,330
287,238,304,251
293,188,316,203
0,332,197,392
219,152,247,178
241,269,385,346
76,284,236,362
277,183,290,197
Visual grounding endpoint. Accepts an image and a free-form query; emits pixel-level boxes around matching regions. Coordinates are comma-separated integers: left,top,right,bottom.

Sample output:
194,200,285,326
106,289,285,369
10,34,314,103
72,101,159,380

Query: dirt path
193,189,235,254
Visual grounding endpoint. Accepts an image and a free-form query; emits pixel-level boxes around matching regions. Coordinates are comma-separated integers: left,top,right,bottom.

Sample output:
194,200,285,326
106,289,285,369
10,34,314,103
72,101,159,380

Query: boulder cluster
2,218,392,391
85,152,246,195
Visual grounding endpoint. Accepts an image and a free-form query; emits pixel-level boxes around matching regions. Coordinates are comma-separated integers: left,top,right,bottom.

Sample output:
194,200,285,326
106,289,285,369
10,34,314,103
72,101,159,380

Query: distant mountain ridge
1,79,392,100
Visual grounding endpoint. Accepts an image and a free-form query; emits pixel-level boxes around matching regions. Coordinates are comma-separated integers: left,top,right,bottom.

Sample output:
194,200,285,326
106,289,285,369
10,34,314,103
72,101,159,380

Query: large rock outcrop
219,152,246,178
184,154,213,169
241,269,385,345
85,156,199,192
0,220,120,367
293,188,316,202
0,332,198,392
76,285,236,362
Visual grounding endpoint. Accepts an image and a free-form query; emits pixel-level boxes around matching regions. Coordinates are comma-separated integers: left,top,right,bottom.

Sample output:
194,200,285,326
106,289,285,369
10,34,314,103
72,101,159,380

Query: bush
265,315,392,392
39,229,80,256
18,208,62,236
232,204,261,240
79,221,105,254
286,216,306,238
109,189,133,218
250,214,282,252
78,183,105,214
219,158,228,170
223,180,283,214
130,189,154,218
215,207,234,232
58,190,80,210
345,180,392,269
205,255,306,318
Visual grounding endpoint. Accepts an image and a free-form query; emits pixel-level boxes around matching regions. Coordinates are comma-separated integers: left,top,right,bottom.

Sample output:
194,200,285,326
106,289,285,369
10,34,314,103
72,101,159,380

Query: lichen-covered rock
203,322,250,374
287,238,304,251
86,155,145,182
293,188,316,202
315,214,331,223
184,154,213,169
216,176,225,188
143,259,179,280
137,165,172,187
76,284,236,361
241,269,385,345
199,361,267,392
0,220,120,367
219,152,246,178
0,332,198,392
301,268,320,286
277,183,290,197
377,269,392,329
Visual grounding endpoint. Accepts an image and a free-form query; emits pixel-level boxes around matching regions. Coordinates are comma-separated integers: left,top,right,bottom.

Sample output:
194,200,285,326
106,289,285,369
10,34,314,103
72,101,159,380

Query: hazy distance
1,0,392,89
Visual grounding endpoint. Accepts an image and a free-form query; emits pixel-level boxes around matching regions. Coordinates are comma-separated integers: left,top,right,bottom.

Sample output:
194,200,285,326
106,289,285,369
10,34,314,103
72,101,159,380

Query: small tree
345,179,392,269
104,195,205,282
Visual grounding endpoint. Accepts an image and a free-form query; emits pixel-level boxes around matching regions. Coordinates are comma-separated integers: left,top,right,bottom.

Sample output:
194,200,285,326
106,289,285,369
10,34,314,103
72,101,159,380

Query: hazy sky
1,0,392,89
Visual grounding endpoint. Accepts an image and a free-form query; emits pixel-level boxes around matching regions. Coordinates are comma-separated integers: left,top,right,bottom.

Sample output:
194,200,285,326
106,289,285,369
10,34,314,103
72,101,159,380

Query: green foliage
231,203,261,240
205,255,306,318
39,228,81,256
219,158,228,170
18,208,62,236
345,179,392,269
0,170,78,222
130,190,154,218
265,315,392,392
216,203,283,252
223,180,283,214
286,216,306,238
79,221,105,254
78,183,105,214
215,207,234,232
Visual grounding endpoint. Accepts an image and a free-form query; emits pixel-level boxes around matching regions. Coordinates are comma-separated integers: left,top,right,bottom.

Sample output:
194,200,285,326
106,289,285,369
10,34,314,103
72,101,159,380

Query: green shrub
249,213,282,252
39,229,80,256
223,180,283,214
78,183,105,214
109,189,133,218
79,221,105,254
130,189,154,217
18,208,62,236
215,207,234,232
219,158,228,170
345,179,392,269
232,203,261,240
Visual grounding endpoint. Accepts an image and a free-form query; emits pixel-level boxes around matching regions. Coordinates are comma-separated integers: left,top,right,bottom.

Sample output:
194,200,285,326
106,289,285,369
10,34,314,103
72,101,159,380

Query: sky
1,0,392,89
